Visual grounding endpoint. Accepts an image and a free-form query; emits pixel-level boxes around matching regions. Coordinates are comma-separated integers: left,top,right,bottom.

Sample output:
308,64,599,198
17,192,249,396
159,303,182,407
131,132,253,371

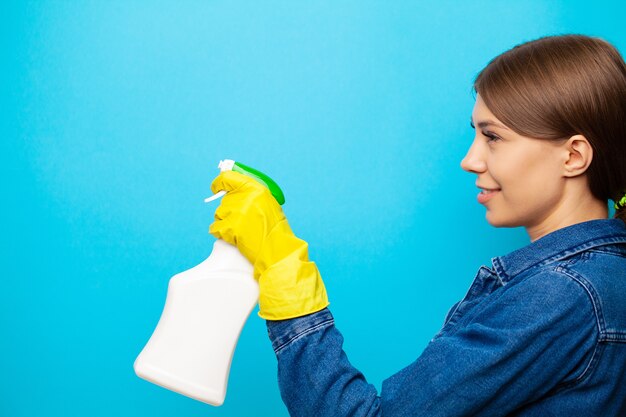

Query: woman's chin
485,211,509,228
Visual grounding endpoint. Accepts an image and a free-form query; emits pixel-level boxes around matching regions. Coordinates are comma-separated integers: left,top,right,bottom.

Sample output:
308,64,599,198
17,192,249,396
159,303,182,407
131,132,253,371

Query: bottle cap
204,159,285,205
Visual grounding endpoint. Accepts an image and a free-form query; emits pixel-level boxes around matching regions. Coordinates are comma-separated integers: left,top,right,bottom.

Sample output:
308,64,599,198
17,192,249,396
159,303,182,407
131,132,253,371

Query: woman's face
460,94,572,236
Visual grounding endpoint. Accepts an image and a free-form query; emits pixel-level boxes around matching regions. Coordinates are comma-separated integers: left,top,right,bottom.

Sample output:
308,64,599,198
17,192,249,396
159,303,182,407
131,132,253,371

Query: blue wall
2,1,623,416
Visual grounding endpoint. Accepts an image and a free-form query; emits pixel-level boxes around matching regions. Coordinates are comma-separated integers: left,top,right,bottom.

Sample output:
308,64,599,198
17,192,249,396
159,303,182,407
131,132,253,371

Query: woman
209,34,626,416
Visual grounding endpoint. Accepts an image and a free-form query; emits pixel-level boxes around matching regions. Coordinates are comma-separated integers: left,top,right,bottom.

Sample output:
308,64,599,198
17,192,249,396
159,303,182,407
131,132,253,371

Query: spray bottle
134,159,285,406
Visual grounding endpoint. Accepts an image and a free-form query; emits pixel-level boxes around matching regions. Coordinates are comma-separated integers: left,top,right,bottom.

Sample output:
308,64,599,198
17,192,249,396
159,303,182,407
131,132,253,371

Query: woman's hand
209,170,287,267
209,170,329,320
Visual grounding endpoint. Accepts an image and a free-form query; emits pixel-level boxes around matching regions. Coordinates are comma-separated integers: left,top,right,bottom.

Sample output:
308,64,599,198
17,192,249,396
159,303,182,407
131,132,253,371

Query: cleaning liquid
134,159,285,406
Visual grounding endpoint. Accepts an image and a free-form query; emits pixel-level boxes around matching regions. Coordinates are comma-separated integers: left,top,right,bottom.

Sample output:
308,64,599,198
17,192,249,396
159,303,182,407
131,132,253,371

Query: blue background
2,1,624,416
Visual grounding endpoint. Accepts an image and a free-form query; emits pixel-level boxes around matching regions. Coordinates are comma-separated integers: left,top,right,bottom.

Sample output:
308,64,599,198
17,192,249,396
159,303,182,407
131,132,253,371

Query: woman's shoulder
503,245,626,341
549,244,626,342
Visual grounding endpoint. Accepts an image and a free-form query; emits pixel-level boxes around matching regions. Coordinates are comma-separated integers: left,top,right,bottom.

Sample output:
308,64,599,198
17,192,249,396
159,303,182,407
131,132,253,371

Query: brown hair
472,34,626,224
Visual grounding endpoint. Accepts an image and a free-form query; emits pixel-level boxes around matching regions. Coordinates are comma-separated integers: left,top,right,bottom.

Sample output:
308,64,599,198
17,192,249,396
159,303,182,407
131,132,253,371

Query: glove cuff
256,251,330,321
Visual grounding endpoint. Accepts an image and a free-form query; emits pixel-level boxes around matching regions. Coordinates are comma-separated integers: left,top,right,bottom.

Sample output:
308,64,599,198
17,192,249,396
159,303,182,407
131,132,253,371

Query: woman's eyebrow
470,118,509,130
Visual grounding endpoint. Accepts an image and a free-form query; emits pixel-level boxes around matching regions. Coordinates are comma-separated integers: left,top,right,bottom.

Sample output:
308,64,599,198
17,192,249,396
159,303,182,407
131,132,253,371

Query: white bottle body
134,239,258,406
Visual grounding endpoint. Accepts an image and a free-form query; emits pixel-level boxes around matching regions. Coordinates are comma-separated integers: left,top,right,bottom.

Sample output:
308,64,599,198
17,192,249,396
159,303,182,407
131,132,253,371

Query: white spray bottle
134,159,285,406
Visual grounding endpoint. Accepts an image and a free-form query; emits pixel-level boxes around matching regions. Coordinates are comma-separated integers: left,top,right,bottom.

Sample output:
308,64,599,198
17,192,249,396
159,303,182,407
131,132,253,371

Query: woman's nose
460,142,486,173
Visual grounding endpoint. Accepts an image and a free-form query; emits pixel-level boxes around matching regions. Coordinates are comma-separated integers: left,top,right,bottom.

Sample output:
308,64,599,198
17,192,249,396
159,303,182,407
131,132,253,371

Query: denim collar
491,218,626,284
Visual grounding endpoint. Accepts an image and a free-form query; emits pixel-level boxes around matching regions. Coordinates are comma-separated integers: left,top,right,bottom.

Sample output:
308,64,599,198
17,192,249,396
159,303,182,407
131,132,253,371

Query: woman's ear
563,134,593,177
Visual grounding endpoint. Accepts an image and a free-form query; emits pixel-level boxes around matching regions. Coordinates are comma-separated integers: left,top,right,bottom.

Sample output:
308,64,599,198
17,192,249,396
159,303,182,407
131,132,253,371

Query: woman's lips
477,189,500,204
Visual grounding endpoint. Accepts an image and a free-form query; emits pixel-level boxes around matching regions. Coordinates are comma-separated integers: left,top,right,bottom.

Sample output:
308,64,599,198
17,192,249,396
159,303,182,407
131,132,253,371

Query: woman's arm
267,308,382,417
266,269,598,417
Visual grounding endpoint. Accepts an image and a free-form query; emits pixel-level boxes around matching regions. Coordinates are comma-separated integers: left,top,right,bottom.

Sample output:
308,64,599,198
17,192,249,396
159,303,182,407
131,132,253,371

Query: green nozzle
231,161,286,205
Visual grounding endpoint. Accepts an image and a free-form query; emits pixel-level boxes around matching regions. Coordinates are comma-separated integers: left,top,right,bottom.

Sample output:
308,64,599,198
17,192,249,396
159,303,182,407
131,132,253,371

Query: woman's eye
483,132,501,142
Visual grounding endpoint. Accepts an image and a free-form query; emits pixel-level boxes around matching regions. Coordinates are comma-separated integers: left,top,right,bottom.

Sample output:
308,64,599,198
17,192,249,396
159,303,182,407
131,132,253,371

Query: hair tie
615,191,626,210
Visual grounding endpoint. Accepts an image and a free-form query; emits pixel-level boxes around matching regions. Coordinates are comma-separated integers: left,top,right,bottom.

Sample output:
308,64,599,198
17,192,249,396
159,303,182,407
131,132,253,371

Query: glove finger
214,200,234,221
210,170,254,195
209,218,237,246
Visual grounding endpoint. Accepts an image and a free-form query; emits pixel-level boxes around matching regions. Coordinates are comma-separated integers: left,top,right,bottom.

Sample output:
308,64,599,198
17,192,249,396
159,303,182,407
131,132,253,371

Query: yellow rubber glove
209,170,329,321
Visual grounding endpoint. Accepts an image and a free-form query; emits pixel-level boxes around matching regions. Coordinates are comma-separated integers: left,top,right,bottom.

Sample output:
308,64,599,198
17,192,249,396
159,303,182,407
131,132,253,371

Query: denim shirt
266,218,626,416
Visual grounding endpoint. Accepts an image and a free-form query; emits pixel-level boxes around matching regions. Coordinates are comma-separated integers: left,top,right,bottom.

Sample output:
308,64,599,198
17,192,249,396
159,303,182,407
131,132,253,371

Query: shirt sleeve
265,269,599,417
